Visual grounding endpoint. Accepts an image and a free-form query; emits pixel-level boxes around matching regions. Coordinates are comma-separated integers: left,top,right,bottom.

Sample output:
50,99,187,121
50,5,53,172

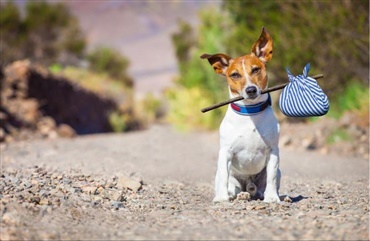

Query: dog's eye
230,72,241,79
251,67,261,74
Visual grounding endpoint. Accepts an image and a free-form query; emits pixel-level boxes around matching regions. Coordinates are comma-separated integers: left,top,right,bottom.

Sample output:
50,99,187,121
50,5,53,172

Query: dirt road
1,124,369,240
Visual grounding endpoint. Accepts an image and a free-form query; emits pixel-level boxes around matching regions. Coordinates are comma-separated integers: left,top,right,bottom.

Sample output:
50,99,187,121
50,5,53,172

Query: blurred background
0,0,368,158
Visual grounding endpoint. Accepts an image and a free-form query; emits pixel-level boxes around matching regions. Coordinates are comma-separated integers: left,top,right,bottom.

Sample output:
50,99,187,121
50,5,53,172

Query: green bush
136,93,164,125
87,47,133,87
166,86,225,131
55,66,133,103
167,7,232,130
327,128,351,145
329,81,369,119
0,1,86,67
167,1,369,130
109,112,127,133
222,0,369,97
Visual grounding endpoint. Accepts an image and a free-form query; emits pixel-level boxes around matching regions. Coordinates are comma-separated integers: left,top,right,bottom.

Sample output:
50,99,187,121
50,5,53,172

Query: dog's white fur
214,95,281,203
201,27,281,203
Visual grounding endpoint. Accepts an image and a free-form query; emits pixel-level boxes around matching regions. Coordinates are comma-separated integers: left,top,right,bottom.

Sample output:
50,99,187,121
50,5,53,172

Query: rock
2,212,21,225
339,111,355,127
108,190,126,202
81,186,97,194
39,198,50,205
21,99,40,123
280,135,292,146
30,196,40,204
110,201,124,209
116,176,142,192
96,186,106,196
56,124,76,138
37,117,57,136
0,128,5,142
302,136,316,150
252,205,266,210
80,193,91,203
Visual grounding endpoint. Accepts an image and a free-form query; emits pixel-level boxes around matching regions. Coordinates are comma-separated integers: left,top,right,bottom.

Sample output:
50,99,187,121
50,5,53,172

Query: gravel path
1,124,369,240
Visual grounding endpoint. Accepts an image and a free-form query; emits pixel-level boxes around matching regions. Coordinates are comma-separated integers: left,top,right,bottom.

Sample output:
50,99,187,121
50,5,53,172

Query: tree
0,1,86,67
86,47,133,87
222,0,369,96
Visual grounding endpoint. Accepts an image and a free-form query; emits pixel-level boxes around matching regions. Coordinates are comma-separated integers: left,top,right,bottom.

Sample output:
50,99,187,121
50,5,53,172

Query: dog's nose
246,86,257,96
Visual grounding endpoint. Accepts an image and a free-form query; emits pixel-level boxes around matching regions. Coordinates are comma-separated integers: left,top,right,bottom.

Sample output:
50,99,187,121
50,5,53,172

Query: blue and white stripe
279,63,329,117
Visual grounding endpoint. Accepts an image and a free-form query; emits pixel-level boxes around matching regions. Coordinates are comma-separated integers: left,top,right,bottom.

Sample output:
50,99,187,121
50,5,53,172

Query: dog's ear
251,27,273,63
200,53,231,76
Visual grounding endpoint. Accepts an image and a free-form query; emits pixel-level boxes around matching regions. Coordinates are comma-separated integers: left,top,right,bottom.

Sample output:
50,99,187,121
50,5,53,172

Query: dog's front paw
236,192,251,201
263,193,280,203
213,195,230,203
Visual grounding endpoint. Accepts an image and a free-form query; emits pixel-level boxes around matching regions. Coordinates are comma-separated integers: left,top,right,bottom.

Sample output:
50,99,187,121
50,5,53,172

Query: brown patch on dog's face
200,27,273,100
225,55,268,96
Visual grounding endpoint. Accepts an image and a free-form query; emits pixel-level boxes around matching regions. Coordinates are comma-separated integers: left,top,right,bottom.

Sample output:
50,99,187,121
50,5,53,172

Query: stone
116,176,142,192
39,198,50,205
37,117,57,136
253,205,266,210
302,136,316,150
56,124,76,138
30,196,40,204
2,212,20,225
108,190,126,202
81,186,97,194
0,128,5,142
281,135,292,146
110,201,124,209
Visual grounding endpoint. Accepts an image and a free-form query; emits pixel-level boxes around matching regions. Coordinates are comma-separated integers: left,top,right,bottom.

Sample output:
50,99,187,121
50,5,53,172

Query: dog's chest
220,108,278,175
229,126,270,174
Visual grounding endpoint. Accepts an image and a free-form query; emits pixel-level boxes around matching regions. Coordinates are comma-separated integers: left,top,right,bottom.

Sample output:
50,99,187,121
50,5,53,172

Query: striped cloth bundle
279,63,329,117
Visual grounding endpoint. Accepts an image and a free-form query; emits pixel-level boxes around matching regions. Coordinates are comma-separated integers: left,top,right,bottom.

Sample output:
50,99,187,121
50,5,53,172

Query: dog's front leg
263,147,281,203
213,149,231,203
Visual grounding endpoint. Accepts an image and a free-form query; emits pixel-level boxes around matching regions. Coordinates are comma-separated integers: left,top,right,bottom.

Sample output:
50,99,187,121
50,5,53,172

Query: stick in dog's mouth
200,74,324,113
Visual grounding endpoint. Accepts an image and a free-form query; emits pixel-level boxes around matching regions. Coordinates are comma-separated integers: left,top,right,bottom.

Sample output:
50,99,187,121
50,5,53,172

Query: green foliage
167,7,232,130
222,0,369,96
329,81,369,119
0,1,86,67
0,1,25,65
57,66,133,103
87,47,133,87
136,93,163,124
166,87,225,131
57,66,135,133
49,64,63,74
168,1,369,130
327,128,351,144
109,112,127,133
172,20,196,64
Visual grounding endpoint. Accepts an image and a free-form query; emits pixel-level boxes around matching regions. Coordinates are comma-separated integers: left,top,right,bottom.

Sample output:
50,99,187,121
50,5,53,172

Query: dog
201,27,281,203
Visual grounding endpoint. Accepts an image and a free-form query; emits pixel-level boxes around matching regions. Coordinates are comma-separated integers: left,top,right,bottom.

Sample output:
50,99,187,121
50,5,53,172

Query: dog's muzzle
245,86,258,99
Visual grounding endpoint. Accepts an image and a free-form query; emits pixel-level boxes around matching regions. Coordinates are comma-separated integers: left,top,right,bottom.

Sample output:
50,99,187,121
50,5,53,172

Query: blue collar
230,94,271,115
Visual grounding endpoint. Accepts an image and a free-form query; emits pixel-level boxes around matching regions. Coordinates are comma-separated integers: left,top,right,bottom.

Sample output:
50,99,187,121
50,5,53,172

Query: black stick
201,74,324,113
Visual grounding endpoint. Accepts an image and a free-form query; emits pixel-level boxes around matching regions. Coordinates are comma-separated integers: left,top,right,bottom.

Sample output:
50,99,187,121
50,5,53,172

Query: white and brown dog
201,27,281,203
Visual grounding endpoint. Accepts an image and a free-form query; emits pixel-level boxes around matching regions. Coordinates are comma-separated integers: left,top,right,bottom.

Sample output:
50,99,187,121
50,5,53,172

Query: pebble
0,164,368,240
81,186,97,194
40,198,50,205
110,201,124,209
116,176,142,192
2,212,20,225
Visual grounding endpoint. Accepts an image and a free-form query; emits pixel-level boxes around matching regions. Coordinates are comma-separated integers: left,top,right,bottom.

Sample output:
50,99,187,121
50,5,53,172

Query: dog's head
201,27,273,103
